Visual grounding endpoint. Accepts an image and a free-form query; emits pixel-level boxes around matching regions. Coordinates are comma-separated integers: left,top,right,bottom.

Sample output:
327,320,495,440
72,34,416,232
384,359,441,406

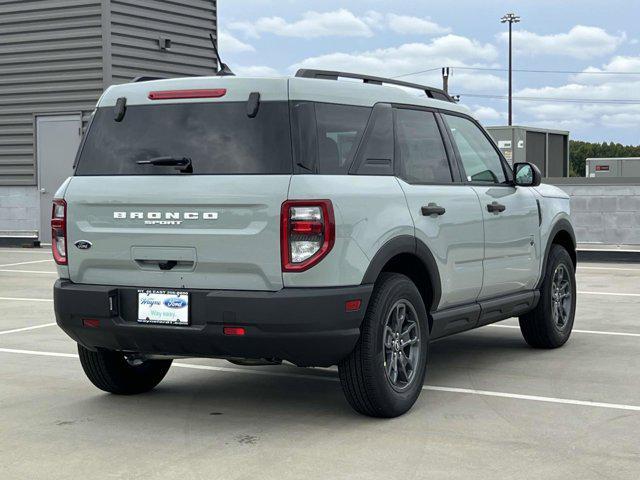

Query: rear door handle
421,203,446,216
487,201,506,213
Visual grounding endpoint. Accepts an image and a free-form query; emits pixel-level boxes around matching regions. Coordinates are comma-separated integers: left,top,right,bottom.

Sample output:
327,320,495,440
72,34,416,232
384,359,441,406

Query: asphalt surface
0,248,638,479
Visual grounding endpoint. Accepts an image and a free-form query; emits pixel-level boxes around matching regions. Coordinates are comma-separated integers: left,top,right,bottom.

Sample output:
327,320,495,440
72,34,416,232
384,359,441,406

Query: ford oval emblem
74,240,92,250
163,297,187,309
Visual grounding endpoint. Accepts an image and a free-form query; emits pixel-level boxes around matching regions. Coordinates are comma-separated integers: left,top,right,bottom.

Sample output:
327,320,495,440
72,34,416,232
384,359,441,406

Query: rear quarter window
291,102,371,175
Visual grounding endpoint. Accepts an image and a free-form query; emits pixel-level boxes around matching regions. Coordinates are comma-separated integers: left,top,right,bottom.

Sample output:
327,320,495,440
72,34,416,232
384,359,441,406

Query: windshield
75,101,292,175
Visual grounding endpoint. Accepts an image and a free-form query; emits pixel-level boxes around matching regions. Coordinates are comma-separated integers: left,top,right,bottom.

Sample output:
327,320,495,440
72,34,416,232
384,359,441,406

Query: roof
97,75,470,116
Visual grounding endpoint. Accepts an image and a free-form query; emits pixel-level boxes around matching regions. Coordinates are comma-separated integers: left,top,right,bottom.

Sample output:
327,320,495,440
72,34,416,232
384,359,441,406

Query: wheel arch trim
537,218,576,290
361,235,442,312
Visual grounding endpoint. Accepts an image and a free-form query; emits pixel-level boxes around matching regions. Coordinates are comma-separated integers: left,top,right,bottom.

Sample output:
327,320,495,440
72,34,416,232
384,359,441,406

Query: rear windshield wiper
137,156,192,173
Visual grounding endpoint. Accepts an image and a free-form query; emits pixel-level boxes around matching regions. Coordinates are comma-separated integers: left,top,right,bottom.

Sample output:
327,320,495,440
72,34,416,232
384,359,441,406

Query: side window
395,108,452,184
443,114,506,184
315,103,371,174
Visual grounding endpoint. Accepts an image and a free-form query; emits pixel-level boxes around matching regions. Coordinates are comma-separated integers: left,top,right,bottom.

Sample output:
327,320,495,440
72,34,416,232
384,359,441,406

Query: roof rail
131,76,166,83
295,69,454,102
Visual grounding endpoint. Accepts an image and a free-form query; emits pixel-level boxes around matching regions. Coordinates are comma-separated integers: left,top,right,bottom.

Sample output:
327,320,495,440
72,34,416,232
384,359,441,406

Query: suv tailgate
64,176,290,291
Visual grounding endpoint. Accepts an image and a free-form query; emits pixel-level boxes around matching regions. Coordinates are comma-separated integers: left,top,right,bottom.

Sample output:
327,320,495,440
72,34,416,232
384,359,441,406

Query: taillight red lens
281,200,335,272
148,89,227,100
51,199,67,265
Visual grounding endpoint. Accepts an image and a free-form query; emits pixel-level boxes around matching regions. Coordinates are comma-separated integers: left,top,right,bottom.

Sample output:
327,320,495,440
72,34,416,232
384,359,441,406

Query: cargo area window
291,102,371,174
75,102,293,175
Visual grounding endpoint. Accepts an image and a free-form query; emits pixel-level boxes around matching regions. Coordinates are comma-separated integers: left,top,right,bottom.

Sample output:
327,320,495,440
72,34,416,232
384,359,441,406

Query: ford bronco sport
53,70,577,417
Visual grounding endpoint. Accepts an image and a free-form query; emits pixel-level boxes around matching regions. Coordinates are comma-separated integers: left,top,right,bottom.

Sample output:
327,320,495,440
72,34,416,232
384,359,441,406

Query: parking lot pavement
1,250,639,480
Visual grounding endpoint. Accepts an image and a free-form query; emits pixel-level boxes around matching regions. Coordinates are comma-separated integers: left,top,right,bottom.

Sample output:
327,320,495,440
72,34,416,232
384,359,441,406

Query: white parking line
0,348,76,358
423,385,640,412
0,323,57,335
0,259,53,268
0,249,50,254
0,347,639,413
489,324,640,338
0,297,52,302
578,266,640,272
578,291,640,298
0,269,56,275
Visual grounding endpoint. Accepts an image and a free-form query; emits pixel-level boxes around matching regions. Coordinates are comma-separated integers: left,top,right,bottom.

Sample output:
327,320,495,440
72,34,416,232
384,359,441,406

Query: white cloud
572,55,640,84
362,10,384,29
229,9,374,39
387,14,450,36
292,36,504,92
472,105,505,123
219,30,254,54
511,75,640,134
498,26,625,59
233,65,281,77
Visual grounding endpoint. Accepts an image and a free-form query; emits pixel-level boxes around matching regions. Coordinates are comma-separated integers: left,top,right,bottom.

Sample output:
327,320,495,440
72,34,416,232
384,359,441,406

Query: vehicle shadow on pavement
67,330,533,426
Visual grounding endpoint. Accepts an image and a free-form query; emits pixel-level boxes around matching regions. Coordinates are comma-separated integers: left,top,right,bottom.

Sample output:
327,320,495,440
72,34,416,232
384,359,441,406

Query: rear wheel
78,344,172,395
338,273,429,418
519,244,576,348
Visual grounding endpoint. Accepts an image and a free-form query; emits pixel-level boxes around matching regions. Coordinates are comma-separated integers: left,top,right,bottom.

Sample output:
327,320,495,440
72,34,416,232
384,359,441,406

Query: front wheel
78,345,172,395
519,244,576,348
338,273,429,418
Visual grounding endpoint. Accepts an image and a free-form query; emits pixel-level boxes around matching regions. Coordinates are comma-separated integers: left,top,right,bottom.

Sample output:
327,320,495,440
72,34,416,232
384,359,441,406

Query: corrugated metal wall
0,0,104,186
0,0,217,187
109,0,217,84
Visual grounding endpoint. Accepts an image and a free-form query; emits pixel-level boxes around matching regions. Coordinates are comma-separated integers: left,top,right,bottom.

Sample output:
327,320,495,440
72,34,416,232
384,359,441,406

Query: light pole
501,12,520,126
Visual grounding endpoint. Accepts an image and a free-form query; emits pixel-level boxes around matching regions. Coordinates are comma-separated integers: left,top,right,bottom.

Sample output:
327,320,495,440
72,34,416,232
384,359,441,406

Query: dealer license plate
137,290,189,326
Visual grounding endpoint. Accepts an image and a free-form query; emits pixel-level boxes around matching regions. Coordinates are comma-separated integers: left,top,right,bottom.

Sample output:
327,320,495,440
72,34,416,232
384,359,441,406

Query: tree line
570,141,640,177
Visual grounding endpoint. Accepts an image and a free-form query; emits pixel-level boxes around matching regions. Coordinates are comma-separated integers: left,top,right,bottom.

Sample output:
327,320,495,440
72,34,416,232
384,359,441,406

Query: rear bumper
53,280,372,367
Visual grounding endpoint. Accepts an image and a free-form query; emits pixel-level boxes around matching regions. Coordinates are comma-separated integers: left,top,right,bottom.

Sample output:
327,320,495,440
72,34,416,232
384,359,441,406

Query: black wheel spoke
382,299,421,391
551,264,572,329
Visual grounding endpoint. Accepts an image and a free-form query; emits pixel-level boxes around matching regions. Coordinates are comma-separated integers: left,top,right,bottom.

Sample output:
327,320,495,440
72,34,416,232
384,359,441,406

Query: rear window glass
75,101,292,175
315,103,371,174
291,102,371,174
395,109,452,184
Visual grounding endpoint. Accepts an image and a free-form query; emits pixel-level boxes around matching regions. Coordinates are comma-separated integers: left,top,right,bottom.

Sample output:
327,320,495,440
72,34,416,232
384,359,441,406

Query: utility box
486,126,570,177
586,158,640,178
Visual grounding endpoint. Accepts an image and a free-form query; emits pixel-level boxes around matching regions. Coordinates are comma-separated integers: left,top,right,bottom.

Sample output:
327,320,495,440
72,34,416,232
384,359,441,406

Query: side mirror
513,162,541,187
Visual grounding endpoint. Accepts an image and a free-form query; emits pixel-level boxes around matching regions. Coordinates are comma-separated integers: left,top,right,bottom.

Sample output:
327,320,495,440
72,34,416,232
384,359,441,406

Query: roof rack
295,69,454,102
131,76,166,83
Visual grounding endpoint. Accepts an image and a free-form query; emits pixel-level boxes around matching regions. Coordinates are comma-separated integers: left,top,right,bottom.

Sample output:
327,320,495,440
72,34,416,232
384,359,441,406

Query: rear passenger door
441,113,540,299
393,107,485,310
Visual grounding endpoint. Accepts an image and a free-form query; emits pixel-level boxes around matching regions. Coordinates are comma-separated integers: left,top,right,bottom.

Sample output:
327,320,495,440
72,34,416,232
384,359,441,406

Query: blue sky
218,0,640,144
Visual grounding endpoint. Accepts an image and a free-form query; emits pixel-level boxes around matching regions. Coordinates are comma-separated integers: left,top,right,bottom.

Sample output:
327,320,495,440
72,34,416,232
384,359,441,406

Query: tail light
281,200,335,272
51,199,67,265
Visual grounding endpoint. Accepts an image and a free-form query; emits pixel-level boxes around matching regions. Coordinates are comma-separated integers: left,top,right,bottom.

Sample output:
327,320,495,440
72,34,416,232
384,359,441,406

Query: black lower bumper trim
54,280,372,367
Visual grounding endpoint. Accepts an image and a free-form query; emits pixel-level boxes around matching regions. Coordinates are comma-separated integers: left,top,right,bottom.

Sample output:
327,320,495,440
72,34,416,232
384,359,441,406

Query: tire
338,272,429,418
78,344,172,395
519,244,576,348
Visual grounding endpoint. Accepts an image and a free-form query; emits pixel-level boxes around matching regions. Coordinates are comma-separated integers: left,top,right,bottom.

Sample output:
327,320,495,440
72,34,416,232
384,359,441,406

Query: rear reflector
345,299,362,312
148,89,227,100
82,319,100,328
223,326,246,336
